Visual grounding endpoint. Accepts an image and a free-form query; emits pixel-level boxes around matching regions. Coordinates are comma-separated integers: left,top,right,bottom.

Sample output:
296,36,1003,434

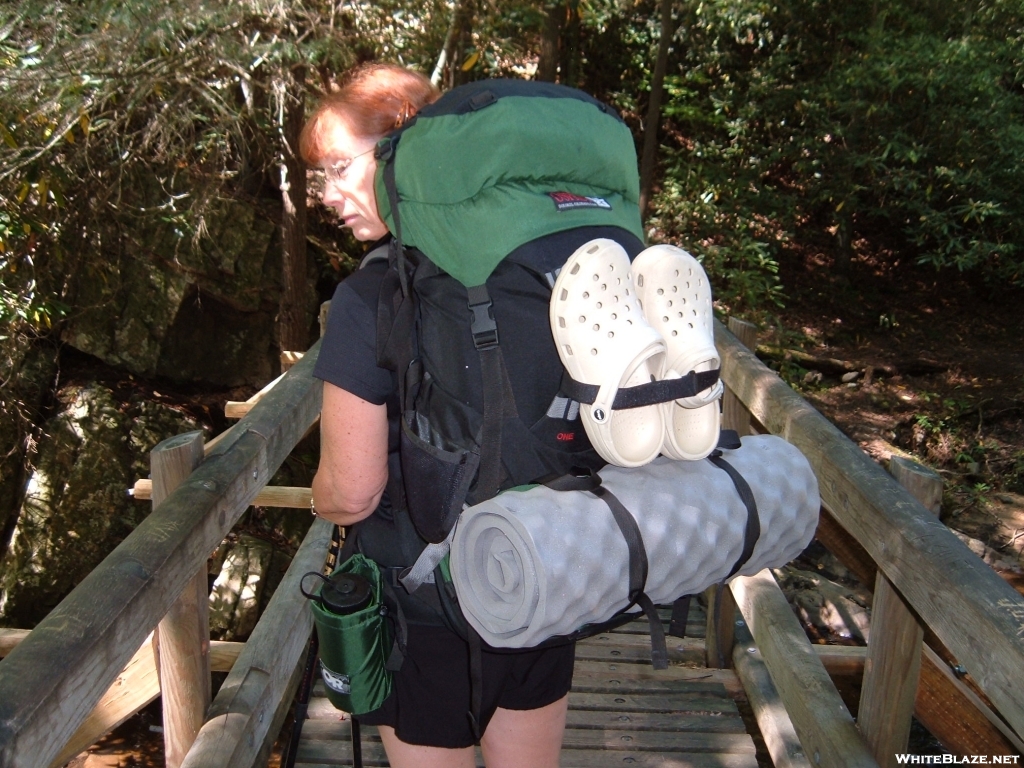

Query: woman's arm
311,381,389,526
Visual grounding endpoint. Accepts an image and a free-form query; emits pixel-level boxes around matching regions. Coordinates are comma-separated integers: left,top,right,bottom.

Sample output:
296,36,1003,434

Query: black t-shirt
313,259,396,404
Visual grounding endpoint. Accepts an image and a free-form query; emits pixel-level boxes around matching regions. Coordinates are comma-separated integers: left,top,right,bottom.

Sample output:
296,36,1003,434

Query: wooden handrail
714,318,1024,741
180,516,333,767
0,340,323,768
731,570,877,767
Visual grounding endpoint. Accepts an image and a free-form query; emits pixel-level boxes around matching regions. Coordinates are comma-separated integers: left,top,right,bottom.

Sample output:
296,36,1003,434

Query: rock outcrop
0,383,198,627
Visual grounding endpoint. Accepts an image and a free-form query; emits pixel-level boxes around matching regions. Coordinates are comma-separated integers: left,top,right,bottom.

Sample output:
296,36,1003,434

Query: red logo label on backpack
548,192,612,211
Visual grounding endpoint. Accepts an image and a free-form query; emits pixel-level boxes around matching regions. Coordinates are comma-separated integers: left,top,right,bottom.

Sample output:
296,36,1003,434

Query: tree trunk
277,66,309,358
559,0,582,87
431,0,476,89
537,3,562,82
639,0,676,220
451,0,477,88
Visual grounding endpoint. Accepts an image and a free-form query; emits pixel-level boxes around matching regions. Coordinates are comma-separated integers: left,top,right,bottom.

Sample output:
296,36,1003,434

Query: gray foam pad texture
450,434,819,648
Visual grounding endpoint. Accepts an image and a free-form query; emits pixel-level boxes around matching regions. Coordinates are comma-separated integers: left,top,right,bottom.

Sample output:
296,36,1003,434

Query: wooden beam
729,569,878,768
180,516,333,768
48,635,160,768
45,636,245,768
813,502,1023,754
704,583,736,669
318,300,331,338
132,480,312,509
722,317,758,438
151,431,210,768
733,631,812,768
2,631,242,668
0,340,324,768
0,629,29,656
715,318,1024,738
810,645,1023,755
812,645,868,678
917,644,1024,755
815,505,877,590
858,457,940,767
280,350,305,371
225,371,288,419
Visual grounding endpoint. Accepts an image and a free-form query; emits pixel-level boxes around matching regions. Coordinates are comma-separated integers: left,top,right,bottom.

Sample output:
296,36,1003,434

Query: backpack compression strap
544,469,668,670
668,430,760,640
467,284,519,500
560,368,721,410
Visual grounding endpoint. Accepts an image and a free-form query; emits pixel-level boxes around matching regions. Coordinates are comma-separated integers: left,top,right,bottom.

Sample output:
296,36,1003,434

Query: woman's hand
312,382,389,526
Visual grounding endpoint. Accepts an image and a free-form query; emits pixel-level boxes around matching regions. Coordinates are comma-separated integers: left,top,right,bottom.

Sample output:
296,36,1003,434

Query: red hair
301,64,440,165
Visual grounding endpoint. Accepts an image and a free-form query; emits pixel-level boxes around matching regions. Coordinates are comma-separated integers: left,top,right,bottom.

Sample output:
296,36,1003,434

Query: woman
303,64,575,768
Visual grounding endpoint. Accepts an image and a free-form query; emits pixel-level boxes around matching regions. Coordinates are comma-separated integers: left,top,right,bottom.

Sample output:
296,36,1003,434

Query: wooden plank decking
293,607,762,768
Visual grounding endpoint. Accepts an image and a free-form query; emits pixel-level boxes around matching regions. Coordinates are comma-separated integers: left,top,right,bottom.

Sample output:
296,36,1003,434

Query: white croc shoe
632,244,722,461
550,239,666,467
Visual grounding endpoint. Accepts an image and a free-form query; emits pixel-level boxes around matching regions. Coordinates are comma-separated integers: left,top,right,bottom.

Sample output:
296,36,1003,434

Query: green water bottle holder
301,554,393,715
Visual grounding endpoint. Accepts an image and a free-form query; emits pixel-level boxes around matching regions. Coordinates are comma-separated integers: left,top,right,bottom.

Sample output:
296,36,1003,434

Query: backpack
344,82,722,732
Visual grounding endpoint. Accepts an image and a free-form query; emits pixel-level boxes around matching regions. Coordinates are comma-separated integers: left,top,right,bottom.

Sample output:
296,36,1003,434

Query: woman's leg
378,725,477,768
479,694,570,768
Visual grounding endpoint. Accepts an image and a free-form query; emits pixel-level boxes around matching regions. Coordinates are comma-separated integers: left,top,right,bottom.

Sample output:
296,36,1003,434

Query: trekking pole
352,717,363,768
282,631,320,768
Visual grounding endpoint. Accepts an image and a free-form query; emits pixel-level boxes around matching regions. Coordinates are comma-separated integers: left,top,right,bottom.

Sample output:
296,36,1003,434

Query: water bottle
301,556,393,715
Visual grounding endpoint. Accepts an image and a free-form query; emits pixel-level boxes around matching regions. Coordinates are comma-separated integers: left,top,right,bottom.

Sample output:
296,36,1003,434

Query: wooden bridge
1,317,1023,768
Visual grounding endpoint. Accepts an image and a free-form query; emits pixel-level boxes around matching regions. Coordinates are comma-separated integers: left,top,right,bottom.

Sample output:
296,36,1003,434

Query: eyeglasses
319,147,376,185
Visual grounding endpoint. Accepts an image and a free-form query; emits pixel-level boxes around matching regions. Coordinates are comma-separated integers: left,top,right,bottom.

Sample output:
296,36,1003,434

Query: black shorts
357,623,575,749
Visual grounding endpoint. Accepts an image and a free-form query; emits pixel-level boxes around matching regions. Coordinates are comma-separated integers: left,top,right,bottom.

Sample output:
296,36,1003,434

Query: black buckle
375,136,397,162
467,286,498,349
469,90,497,111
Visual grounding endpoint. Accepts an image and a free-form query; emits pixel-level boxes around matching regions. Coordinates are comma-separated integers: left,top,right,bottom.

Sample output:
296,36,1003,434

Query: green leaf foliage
583,0,1024,308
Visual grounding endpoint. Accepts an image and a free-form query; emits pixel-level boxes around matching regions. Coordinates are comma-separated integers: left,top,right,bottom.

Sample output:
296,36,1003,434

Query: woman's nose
322,183,345,209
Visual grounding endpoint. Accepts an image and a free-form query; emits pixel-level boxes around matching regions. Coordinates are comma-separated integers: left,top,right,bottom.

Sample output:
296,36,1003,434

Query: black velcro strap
717,429,742,450
547,472,668,670
636,592,669,670
561,368,720,410
540,466,602,493
592,486,648,607
466,627,485,744
669,595,692,639
709,454,761,578
380,578,408,672
381,153,409,298
475,344,517,502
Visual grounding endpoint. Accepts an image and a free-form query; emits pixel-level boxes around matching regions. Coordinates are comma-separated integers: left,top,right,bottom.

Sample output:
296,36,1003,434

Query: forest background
2,0,1024,632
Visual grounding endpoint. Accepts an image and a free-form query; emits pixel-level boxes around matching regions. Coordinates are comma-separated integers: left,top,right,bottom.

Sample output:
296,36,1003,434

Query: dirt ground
763,248,1024,584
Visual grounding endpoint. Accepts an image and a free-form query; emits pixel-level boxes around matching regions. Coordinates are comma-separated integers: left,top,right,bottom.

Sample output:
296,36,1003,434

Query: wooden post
704,583,737,669
151,431,211,768
722,317,758,437
704,317,758,667
319,300,331,338
858,457,942,767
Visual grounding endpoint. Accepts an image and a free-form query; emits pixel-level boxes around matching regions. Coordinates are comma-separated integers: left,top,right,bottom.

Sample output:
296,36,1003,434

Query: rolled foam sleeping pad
450,434,819,648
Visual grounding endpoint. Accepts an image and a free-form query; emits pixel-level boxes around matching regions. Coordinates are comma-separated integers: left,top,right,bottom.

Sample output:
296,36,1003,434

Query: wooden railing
2,316,1022,768
0,341,326,768
713,317,1024,767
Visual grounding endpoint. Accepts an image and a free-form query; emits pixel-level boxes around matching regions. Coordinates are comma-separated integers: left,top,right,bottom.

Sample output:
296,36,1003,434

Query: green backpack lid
375,80,644,288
